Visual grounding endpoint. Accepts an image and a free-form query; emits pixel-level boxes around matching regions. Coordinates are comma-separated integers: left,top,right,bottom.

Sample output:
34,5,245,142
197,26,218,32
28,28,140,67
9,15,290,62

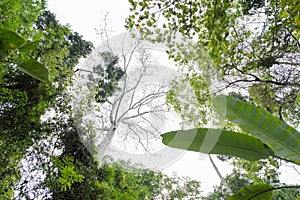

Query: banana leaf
212,95,300,164
161,128,274,161
228,183,273,200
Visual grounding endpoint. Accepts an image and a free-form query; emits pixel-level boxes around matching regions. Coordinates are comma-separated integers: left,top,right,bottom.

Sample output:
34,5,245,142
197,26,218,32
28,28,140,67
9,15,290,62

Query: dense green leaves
127,0,300,126
228,183,273,200
57,157,85,191
204,165,300,199
0,2,94,198
92,51,125,103
213,95,300,164
162,128,274,161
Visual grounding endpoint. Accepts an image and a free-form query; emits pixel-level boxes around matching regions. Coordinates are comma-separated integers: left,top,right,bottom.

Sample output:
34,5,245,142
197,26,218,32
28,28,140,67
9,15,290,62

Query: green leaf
161,128,274,161
18,60,49,82
228,183,273,200
0,28,26,50
19,40,40,53
212,95,300,164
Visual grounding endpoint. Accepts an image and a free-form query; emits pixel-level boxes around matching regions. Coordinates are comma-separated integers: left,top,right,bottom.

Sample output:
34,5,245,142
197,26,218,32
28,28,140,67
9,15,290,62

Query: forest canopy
1,0,300,199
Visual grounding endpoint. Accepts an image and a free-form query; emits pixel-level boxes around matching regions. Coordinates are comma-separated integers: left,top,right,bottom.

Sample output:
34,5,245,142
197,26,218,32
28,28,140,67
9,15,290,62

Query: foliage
162,95,300,199
128,0,300,198
162,95,300,164
0,0,45,35
205,168,300,200
166,74,213,126
0,28,49,82
92,159,202,200
279,0,300,38
34,11,93,82
126,0,300,127
55,156,85,191
0,1,93,198
228,183,273,200
213,95,300,164
0,28,26,50
18,59,49,82
21,110,202,199
91,51,125,103
231,158,280,185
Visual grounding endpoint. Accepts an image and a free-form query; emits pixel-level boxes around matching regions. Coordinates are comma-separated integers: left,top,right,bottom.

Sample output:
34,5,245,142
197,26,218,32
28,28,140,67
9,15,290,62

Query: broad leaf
18,60,49,82
19,40,40,53
228,183,273,200
213,95,300,164
161,128,274,161
0,28,26,50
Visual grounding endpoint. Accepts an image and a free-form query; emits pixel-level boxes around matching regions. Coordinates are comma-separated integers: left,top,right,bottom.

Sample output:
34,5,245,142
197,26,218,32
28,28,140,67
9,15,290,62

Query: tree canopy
127,0,300,127
1,0,299,198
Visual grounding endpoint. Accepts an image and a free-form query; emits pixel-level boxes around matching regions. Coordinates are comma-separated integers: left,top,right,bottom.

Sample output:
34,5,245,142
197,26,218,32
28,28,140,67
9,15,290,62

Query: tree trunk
97,125,117,159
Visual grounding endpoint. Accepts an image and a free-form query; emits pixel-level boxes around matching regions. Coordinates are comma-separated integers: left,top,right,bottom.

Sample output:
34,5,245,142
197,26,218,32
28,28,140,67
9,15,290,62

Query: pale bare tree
73,28,177,160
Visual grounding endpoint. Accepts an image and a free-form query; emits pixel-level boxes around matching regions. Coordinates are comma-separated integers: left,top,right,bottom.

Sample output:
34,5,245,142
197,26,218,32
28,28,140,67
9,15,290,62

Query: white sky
46,0,299,196
47,0,130,46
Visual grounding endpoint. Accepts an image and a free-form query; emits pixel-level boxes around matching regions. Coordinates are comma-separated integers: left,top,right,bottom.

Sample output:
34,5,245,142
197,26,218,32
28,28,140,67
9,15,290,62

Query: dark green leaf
212,95,300,164
0,28,26,50
19,40,40,53
161,128,274,161
228,183,273,200
18,59,49,82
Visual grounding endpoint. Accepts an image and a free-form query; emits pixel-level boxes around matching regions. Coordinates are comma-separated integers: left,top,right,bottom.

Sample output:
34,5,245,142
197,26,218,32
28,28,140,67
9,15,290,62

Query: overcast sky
47,0,130,46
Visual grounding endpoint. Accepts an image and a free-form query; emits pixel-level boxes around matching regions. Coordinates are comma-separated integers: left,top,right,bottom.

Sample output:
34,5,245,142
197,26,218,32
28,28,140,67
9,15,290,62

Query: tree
0,2,93,198
74,30,175,160
0,1,48,197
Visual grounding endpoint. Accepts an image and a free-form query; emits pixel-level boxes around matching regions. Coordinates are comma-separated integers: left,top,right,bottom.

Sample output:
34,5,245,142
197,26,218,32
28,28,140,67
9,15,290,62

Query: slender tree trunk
208,155,233,194
209,155,223,180
97,125,117,159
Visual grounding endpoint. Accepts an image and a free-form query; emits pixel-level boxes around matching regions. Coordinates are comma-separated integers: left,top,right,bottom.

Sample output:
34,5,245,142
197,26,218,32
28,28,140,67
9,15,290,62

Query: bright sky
47,0,130,46
46,0,299,195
